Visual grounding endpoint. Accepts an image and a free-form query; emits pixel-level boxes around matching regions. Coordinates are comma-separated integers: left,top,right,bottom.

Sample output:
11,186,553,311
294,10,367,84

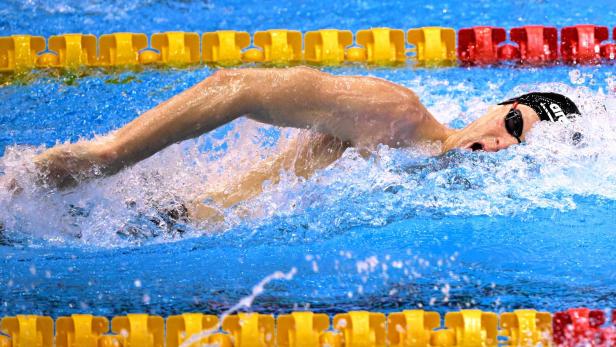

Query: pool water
1,0,615,318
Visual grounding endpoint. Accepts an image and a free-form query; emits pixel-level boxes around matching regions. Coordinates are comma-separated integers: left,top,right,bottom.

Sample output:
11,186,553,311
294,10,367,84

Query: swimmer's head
443,92,580,152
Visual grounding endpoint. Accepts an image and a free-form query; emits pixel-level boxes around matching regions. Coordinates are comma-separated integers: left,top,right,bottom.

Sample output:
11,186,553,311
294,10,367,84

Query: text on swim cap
549,103,565,119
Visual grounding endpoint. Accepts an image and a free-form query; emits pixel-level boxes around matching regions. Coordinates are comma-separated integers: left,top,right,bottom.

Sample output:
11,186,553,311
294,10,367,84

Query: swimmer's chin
441,134,468,154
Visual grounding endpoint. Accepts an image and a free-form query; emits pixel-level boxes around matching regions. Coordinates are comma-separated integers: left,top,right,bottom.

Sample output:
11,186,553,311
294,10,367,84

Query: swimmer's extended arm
34,66,449,188
106,66,443,165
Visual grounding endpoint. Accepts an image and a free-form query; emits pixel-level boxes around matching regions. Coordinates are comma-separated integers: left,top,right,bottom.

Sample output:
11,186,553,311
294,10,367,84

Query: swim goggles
504,102,523,143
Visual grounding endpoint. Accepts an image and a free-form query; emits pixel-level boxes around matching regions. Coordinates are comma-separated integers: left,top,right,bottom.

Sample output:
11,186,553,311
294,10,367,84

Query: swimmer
4,67,580,220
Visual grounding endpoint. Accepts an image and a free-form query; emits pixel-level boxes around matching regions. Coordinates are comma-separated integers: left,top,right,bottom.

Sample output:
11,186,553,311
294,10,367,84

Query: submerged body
5,67,545,221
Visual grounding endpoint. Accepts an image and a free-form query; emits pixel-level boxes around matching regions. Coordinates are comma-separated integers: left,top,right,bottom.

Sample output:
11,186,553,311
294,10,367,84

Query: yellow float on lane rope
333,311,386,347
0,35,45,72
500,309,552,346
151,32,200,65
203,31,251,66
388,310,441,347
111,313,164,347
166,312,219,347
277,311,330,347
0,315,53,347
223,313,275,347
251,30,303,64
407,27,456,66
98,32,148,66
55,314,109,347
356,28,406,65
304,29,353,65
443,310,498,347
47,34,97,69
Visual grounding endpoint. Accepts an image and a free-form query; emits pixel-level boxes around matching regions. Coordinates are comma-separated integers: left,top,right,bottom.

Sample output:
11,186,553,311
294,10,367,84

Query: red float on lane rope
458,26,506,65
553,308,611,347
600,27,616,61
561,25,610,64
509,25,558,64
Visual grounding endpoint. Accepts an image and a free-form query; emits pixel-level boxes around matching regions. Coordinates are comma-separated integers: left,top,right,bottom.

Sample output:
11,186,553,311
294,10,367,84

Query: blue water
1,0,616,318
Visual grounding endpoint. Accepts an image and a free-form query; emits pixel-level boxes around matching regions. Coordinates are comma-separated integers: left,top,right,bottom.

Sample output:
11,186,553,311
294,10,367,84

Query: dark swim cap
498,92,580,122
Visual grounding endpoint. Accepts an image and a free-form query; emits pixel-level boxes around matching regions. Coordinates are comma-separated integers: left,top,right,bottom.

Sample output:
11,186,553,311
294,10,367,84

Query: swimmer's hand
33,142,114,189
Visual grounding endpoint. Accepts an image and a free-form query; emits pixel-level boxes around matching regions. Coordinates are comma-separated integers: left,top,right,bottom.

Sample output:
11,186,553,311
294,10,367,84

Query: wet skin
4,67,541,220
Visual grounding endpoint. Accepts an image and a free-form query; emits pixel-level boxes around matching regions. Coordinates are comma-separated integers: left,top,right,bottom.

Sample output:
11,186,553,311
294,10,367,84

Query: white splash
178,267,297,347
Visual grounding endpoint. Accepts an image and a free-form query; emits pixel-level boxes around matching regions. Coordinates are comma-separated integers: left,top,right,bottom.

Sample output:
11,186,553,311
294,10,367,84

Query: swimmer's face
443,104,541,152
